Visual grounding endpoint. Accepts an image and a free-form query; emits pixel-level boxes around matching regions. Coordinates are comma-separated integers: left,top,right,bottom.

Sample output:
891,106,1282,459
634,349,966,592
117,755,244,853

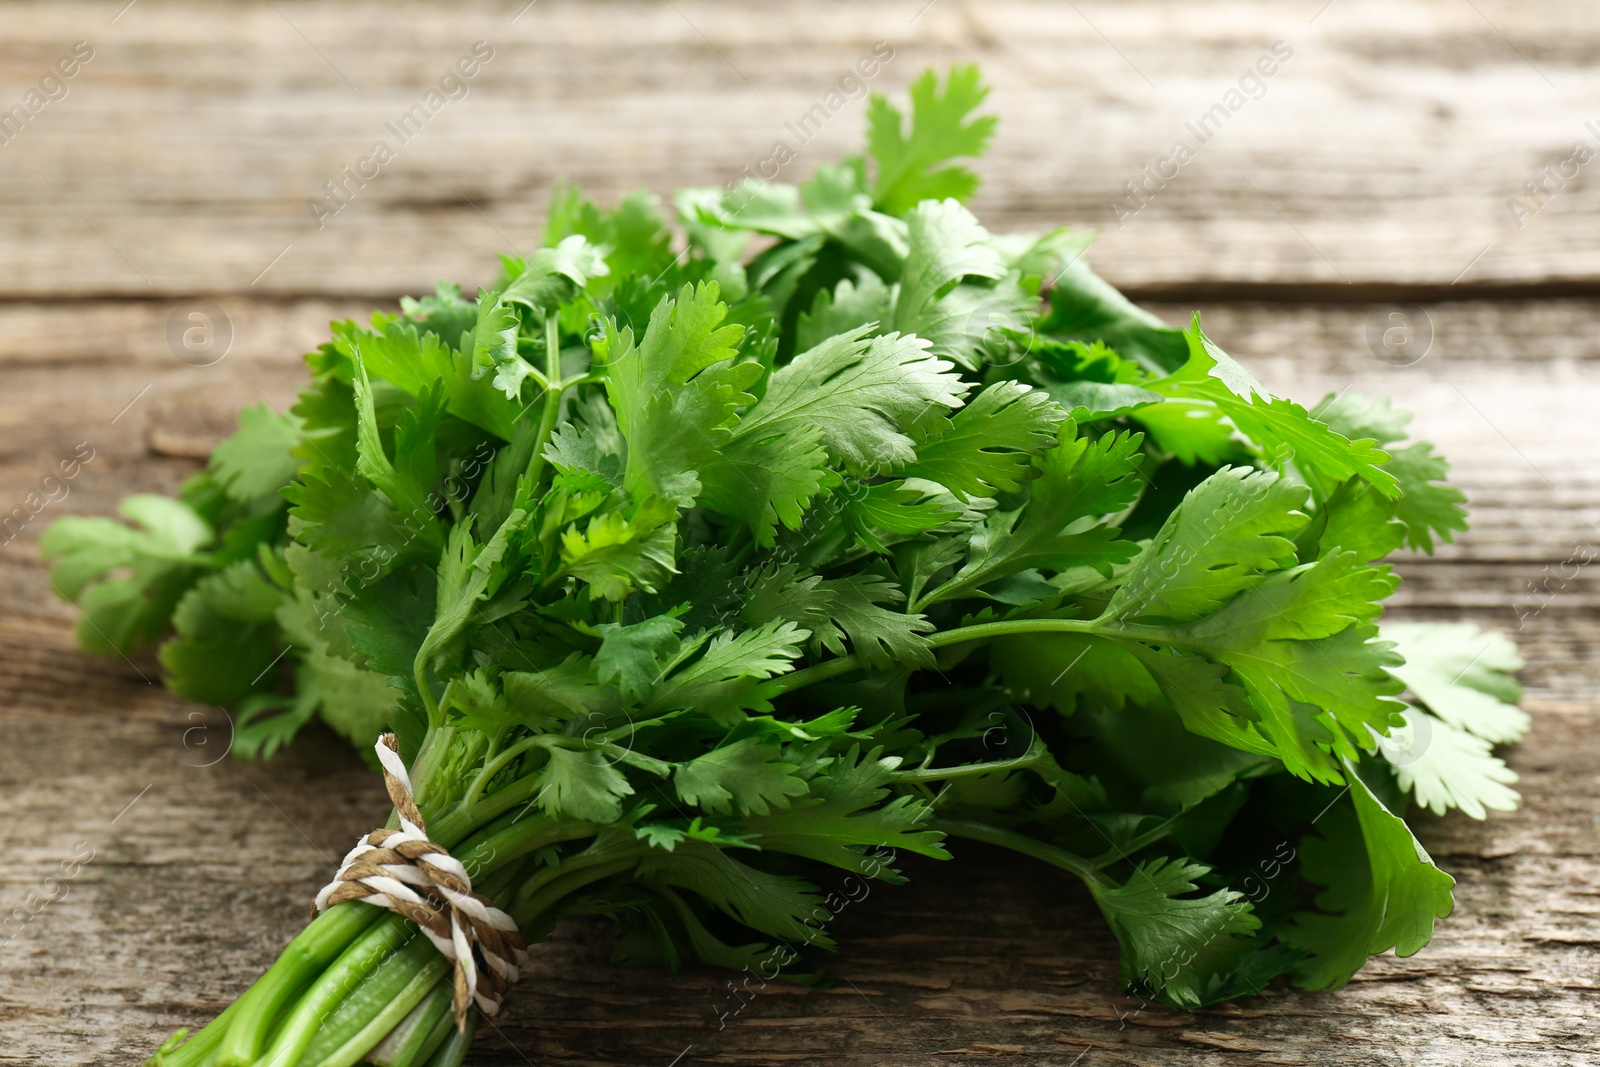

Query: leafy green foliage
922,425,1145,606
159,560,285,705
209,404,301,502
1280,764,1456,990
867,64,996,216
47,65,1526,1027
1090,857,1261,1009
41,494,212,656
674,738,808,815
1373,621,1525,818
1383,621,1526,742
905,380,1066,499
1106,466,1307,624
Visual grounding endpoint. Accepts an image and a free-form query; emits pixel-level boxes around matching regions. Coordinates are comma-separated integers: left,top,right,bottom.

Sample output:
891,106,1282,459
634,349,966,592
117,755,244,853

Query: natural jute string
313,734,527,1031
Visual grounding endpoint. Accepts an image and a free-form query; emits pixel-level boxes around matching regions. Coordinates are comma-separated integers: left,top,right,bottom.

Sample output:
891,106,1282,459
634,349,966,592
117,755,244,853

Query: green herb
43,66,1525,1066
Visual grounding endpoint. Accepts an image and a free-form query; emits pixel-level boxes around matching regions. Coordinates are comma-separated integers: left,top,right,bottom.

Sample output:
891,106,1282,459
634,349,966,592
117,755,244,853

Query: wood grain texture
2,1,1597,1063
1,0,1599,297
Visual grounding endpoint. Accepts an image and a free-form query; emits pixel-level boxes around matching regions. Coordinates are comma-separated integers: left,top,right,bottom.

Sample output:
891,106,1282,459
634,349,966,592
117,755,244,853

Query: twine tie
314,734,527,1031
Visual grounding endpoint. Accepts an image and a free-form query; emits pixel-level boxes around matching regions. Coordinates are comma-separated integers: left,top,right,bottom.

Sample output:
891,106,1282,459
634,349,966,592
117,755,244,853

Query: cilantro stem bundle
44,67,1527,1066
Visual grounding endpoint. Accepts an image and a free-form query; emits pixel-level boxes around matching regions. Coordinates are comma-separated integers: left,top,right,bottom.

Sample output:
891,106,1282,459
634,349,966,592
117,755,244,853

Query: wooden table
3,2,1596,1063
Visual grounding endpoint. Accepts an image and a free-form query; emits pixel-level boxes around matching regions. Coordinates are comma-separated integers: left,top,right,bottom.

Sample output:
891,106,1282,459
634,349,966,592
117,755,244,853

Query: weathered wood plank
2,1,1599,297
0,296,1595,1065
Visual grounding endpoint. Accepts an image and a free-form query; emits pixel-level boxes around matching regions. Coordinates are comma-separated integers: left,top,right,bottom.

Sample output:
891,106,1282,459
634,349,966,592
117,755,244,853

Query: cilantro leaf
1281,763,1456,990
599,281,758,505
532,745,635,823
1385,442,1469,553
416,509,529,677
339,316,526,441
644,620,809,724
993,632,1161,715
1106,466,1307,624
159,560,285,705
674,739,809,815
41,495,213,655
559,497,679,602
636,840,834,947
1089,856,1261,1009
891,199,1023,369
905,380,1066,500
814,574,935,669
698,325,969,545
595,616,683,701
1157,323,1400,499
1383,621,1527,744
868,64,997,216
796,271,892,352
208,404,301,503
924,426,1145,606
733,326,970,477
473,236,609,398
1040,259,1190,376
743,746,949,871
232,687,320,762
1377,707,1519,819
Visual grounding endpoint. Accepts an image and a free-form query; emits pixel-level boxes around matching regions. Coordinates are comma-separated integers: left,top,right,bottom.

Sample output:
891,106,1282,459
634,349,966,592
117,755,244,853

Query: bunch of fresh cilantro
44,66,1527,1067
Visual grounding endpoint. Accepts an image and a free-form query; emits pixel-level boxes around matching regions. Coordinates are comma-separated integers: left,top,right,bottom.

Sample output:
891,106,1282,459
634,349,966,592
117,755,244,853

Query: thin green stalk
768,615,1186,697
1112,816,1181,859
301,938,449,1067
421,1014,476,1067
761,652,865,695
366,981,456,1067
451,812,596,879
929,818,1107,886
298,866,526,1066
467,735,543,804
511,853,647,928
213,904,384,1067
932,616,1191,650
251,913,414,1067
423,774,549,849
892,737,1047,783
407,726,468,823
931,617,1099,648
415,658,443,728
193,779,579,1065
519,315,567,493
151,998,241,1067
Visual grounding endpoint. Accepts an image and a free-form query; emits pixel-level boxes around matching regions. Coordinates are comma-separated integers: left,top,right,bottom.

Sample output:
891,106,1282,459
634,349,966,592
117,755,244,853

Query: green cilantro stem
201,780,572,1067
375,982,456,1067
467,735,545,803
768,617,1100,695
511,853,647,927
252,913,414,1067
519,315,567,493
298,932,450,1067
1105,816,1184,862
419,1014,476,1067
149,998,241,1067
769,615,1203,698
893,736,1048,783
927,819,1107,887
212,904,385,1067
414,660,443,729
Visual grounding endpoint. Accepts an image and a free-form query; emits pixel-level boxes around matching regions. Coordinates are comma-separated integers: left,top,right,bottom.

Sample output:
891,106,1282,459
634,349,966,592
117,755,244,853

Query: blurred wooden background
3,2,1599,1064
